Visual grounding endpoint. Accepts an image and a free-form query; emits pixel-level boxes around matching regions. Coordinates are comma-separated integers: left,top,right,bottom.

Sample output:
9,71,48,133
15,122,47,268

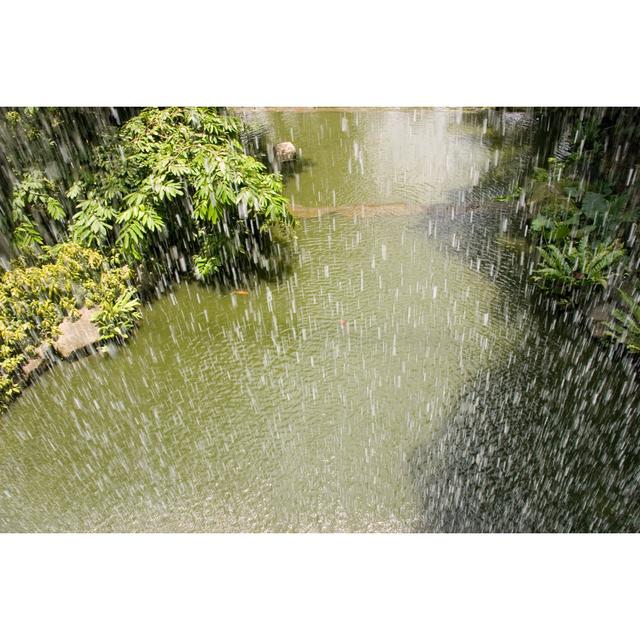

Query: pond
1,108,638,531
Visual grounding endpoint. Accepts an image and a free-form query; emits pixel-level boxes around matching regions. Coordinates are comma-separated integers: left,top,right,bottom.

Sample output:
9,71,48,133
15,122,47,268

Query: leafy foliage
531,237,625,302
495,186,521,203
525,158,639,246
92,285,142,343
0,243,139,410
9,170,66,250
65,107,295,274
8,108,295,279
1,108,134,251
605,290,640,354
521,152,637,309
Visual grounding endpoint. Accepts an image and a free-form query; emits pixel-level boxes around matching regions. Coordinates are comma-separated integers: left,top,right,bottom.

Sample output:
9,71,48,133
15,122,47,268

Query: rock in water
21,344,53,380
587,303,616,339
52,307,101,359
274,141,296,162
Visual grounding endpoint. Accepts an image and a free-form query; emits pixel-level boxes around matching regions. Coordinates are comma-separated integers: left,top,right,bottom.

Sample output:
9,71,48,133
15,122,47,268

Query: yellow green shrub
0,242,140,411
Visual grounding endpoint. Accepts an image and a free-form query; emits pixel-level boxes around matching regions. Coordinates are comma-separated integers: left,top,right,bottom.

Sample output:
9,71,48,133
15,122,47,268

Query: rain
5,1,640,637
0,106,639,534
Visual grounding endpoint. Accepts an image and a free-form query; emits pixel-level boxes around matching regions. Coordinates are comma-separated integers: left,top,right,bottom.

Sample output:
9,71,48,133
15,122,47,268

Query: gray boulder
274,141,296,162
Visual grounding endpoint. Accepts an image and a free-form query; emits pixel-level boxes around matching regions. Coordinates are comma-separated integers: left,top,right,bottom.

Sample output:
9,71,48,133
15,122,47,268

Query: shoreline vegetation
0,243,140,409
0,107,297,410
488,109,640,355
1,106,639,413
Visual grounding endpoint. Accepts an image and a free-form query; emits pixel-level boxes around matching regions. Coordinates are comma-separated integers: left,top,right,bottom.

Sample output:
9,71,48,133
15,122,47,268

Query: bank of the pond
0,243,141,410
1,107,299,412
483,110,640,358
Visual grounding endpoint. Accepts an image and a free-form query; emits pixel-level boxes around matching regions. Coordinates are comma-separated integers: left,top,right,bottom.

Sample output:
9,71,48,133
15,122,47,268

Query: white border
1,534,638,639
1,1,639,105
1,2,638,637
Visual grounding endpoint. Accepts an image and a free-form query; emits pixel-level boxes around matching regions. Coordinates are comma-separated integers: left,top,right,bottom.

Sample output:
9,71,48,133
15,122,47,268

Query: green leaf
531,215,552,232
66,182,82,200
581,192,609,219
46,197,66,221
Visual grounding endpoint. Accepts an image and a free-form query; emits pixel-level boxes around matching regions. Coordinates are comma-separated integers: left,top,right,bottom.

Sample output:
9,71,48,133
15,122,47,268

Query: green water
243,108,490,209
2,109,636,532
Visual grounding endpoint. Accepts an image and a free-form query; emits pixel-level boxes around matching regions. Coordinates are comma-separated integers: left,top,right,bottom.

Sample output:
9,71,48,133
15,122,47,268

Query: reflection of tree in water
411,329,640,532
274,154,315,180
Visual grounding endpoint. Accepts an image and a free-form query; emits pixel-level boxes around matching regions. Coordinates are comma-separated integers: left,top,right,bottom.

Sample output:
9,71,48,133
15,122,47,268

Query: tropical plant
9,170,66,250
92,283,142,343
1,108,133,254
524,157,639,246
0,242,139,410
8,108,295,281
605,289,640,353
531,237,625,300
495,185,522,203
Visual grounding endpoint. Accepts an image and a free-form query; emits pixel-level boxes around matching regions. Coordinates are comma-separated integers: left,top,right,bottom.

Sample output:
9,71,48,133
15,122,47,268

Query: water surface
1,109,637,532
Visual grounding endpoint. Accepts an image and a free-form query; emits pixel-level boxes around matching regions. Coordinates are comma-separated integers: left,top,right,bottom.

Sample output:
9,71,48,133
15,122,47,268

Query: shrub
531,237,625,302
605,290,640,354
9,108,296,280
0,243,139,410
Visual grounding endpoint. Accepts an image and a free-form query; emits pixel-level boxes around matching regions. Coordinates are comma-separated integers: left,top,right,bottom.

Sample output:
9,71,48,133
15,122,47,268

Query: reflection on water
1,109,637,532
241,108,492,209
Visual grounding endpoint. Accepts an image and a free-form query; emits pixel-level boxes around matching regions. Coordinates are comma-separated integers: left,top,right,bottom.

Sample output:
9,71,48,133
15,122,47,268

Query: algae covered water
1,109,637,531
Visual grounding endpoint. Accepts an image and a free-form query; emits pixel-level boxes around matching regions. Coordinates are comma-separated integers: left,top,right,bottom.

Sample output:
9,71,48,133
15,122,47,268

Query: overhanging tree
9,107,296,281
